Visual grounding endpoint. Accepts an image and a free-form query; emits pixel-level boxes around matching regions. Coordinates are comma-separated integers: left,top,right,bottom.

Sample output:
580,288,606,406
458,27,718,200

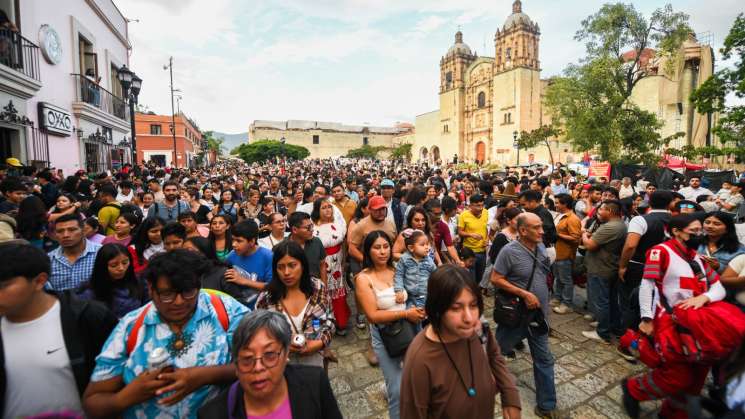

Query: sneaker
616,345,638,363
365,344,379,367
534,406,565,419
583,313,594,321
335,328,348,337
355,314,366,330
590,321,598,328
553,304,573,314
621,378,640,419
582,330,611,344
549,298,561,307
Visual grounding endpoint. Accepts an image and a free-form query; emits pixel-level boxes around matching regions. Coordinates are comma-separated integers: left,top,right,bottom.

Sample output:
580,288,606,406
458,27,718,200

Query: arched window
477,92,486,108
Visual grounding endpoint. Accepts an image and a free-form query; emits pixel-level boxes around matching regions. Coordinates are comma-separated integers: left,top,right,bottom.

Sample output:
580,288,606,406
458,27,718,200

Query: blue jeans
552,259,574,306
469,251,486,285
587,273,622,340
370,325,403,419
495,324,557,411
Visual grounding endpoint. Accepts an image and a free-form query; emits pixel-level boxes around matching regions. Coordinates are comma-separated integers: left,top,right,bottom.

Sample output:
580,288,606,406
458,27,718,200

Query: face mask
683,233,704,249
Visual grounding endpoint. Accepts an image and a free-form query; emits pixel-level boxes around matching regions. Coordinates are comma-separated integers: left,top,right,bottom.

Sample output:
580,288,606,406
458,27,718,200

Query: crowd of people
0,156,745,418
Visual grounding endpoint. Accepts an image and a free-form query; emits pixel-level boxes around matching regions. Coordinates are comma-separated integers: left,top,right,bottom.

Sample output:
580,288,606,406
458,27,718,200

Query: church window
443,125,449,133
363,137,369,145
506,47,512,59
477,92,486,108
445,72,452,89
313,135,320,144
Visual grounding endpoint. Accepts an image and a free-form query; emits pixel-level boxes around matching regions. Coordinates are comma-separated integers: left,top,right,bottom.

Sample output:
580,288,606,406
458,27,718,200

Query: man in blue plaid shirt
48,213,100,290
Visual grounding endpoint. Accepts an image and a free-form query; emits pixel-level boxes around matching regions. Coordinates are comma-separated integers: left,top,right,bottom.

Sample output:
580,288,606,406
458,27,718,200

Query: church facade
410,0,719,167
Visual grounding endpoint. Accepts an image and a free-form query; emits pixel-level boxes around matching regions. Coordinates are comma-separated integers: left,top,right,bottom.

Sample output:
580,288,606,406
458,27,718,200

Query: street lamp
117,64,142,165
513,130,519,165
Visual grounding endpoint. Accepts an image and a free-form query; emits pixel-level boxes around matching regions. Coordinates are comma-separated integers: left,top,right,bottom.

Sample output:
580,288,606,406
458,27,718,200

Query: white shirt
258,232,288,250
1,301,83,418
618,185,636,199
678,186,713,201
627,210,670,236
295,202,346,230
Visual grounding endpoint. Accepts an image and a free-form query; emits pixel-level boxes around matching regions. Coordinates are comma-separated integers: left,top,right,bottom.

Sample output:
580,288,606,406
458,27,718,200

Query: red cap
369,196,387,210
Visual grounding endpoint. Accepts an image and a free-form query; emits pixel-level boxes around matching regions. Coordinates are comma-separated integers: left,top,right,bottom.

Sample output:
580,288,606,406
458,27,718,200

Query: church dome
447,31,472,56
503,0,533,30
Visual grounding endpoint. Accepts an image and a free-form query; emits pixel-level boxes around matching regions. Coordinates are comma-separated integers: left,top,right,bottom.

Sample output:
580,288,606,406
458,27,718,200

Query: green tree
691,13,745,147
517,125,563,167
346,145,387,159
545,3,691,164
202,130,224,155
389,143,413,161
233,140,309,164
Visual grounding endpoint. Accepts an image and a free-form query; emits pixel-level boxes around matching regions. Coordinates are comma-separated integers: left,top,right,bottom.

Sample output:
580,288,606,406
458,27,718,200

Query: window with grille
150,124,162,135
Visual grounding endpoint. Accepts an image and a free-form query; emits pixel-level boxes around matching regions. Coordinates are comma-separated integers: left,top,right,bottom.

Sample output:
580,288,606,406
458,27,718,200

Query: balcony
71,73,130,133
0,28,42,99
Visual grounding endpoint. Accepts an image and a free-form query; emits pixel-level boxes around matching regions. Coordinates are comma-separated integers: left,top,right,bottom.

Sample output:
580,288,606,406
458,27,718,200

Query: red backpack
126,292,229,355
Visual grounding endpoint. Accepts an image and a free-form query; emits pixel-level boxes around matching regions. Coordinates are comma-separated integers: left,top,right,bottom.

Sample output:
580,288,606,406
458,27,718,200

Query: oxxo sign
38,102,72,136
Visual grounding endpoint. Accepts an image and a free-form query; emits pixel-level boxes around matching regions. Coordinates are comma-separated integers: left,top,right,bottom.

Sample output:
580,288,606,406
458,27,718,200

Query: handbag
493,247,538,329
377,318,417,358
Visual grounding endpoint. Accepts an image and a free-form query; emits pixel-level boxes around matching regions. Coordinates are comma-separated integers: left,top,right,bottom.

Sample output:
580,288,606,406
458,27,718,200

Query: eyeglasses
156,288,199,303
236,350,284,372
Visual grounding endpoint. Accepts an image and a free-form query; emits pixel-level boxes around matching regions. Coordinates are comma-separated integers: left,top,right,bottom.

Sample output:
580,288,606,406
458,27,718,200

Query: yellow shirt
458,209,489,253
98,203,121,236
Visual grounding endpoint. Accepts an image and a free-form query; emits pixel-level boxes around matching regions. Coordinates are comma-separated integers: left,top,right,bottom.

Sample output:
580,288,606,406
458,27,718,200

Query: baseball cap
369,196,387,210
381,179,395,188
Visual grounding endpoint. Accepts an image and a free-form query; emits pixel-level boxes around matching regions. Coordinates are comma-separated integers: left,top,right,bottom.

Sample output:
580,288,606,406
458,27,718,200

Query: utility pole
165,57,177,168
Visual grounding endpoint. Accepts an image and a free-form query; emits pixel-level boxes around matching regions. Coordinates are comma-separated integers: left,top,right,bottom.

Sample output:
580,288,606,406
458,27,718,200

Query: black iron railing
72,73,127,121
0,28,41,81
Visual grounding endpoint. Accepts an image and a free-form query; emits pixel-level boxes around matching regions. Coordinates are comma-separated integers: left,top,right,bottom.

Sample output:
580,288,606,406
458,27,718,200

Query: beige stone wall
412,111,451,162
250,127,398,159
439,88,464,161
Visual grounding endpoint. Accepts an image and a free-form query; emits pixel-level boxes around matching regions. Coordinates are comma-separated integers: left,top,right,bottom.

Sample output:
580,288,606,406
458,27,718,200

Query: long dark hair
185,236,219,262
406,206,431,236
208,214,233,253
264,241,313,304
17,195,47,241
704,211,741,253
131,216,165,259
352,197,369,222
362,230,394,270
310,197,333,223
87,243,142,307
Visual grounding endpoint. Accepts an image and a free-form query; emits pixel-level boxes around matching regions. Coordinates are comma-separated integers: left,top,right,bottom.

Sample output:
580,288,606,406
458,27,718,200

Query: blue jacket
392,198,404,233
394,252,436,298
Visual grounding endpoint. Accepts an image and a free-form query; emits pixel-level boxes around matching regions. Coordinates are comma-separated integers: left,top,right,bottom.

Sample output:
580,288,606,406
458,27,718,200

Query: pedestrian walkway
327,292,661,418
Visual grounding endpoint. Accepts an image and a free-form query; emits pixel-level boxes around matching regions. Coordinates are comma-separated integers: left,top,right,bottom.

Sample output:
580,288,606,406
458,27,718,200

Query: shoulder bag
377,318,417,358
493,246,538,329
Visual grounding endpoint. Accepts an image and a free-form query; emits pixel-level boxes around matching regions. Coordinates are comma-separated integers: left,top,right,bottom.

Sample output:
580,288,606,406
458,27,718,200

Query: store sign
38,102,72,136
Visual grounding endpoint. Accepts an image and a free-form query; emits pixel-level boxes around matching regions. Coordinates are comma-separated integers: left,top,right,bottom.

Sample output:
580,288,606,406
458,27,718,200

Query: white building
0,0,133,175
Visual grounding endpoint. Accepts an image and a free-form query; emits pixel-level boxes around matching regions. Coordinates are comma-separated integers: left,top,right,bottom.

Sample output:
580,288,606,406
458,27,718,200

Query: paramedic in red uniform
623,214,727,419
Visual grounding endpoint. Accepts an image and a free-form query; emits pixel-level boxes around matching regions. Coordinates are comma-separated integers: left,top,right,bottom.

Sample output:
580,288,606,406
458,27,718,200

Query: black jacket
198,364,342,419
392,198,404,233
531,205,557,246
0,291,117,412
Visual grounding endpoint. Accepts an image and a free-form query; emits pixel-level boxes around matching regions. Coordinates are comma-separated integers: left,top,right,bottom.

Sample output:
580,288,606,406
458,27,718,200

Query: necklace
167,329,193,357
436,331,476,397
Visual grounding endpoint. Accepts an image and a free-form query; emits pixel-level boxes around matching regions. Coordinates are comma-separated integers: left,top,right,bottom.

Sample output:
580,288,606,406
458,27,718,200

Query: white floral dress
314,219,347,300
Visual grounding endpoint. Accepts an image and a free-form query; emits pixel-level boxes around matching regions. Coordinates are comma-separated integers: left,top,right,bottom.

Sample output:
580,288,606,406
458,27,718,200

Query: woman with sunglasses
197,310,343,418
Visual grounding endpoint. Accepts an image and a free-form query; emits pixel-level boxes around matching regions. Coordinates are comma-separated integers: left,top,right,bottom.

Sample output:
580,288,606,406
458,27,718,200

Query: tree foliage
545,3,691,164
202,131,224,155
389,143,413,161
691,13,745,147
517,125,563,167
346,145,388,159
233,140,309,164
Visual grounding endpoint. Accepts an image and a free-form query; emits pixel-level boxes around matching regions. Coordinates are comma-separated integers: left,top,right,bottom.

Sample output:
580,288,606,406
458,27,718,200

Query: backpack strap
126,293,229,356
207,291,229,332
126,303,152,355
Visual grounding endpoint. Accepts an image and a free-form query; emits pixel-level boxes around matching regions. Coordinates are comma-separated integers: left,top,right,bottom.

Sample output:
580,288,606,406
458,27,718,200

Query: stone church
409,0,718,166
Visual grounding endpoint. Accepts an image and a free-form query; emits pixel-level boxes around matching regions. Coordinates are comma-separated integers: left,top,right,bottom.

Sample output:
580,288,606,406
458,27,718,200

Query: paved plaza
327,289,661,419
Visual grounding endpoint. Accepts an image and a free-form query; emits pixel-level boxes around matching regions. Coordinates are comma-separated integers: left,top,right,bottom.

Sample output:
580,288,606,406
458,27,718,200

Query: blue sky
115,0,742,134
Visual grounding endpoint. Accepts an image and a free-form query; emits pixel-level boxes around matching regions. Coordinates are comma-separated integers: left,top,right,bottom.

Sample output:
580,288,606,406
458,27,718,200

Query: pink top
247,397,291,419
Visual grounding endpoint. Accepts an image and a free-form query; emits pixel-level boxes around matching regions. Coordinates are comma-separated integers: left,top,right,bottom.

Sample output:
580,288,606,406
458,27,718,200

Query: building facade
0,0,133,175
410,0,717,166
135,112,203,168
249,120,410,159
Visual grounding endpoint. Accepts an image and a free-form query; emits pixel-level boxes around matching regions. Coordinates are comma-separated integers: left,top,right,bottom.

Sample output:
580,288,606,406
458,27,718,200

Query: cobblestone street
327,290,660,418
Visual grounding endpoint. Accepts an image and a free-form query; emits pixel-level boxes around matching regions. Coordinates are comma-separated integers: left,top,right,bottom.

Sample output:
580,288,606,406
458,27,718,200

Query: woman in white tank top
355,231,425,419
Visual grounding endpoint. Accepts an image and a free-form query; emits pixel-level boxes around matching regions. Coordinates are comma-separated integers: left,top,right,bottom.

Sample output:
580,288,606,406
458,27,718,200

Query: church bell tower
440,31,475,160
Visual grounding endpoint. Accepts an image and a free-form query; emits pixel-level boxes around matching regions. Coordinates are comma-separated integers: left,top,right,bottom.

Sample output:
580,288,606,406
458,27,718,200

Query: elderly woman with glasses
198,310,342,418
83,250,249,419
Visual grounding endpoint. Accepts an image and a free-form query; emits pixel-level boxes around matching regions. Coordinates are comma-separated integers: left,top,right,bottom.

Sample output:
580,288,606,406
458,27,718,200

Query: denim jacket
394,252,436,298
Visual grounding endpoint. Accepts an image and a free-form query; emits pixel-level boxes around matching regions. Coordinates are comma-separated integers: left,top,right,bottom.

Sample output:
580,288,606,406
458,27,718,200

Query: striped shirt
48,239,101,290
